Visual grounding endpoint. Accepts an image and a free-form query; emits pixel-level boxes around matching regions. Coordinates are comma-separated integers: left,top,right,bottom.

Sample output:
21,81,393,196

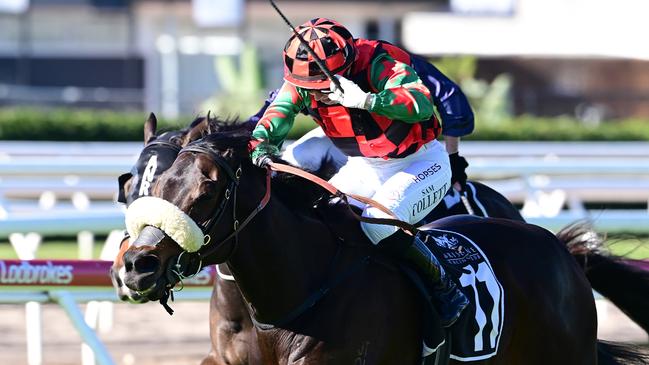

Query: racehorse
118,122,648,364
112,117,649,364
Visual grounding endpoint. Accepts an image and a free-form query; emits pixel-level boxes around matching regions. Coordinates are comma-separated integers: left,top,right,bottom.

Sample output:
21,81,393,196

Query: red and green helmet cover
283,18,356,89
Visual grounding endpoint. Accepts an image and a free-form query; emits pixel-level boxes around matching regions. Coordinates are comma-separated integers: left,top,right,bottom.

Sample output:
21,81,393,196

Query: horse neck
225,165,339,324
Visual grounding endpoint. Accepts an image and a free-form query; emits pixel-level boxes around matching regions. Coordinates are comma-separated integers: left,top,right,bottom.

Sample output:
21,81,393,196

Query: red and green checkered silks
369,53,434,122
252,39,441,160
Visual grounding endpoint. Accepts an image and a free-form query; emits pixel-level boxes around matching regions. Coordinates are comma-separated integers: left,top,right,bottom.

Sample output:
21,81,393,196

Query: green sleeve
251,82,307,150
367,53,434,123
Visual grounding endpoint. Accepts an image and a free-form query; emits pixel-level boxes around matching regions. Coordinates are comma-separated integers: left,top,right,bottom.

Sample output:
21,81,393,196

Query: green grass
0,240,105,260
605,238,649,260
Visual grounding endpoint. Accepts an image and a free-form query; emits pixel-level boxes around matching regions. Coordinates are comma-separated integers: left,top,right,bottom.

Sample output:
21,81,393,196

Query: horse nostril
133,255,160,273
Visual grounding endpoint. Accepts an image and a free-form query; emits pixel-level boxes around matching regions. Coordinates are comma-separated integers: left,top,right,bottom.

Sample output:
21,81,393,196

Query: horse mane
199,119,328,212
200,118,251,152
206,114,244,132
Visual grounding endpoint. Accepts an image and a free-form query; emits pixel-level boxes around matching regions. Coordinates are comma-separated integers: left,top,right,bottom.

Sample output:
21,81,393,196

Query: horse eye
196,181,218,200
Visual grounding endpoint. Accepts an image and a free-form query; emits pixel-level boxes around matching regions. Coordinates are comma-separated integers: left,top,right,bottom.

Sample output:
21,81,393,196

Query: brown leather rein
267,162,417,235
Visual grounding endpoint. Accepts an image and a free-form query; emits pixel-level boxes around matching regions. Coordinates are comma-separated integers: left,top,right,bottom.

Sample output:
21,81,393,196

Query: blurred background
1,0,649,364
1,0,649,124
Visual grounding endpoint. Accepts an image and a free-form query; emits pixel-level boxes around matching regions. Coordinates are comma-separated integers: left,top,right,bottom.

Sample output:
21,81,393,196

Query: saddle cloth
415,228,505,362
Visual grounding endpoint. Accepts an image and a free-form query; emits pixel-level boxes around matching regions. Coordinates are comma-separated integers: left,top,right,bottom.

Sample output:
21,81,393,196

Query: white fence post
9,233,43,365
78,231,95,260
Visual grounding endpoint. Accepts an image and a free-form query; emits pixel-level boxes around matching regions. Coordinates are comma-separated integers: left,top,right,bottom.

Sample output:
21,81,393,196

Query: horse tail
597,340,649,365
555,221,649,334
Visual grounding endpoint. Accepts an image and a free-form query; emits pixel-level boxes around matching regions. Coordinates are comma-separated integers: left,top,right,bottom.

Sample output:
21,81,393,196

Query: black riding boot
380,230,470,327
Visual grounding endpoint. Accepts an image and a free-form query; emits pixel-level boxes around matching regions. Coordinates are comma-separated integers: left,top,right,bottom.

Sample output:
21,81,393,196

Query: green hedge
468,116,649,141
0,108,318,141
0,107,648,141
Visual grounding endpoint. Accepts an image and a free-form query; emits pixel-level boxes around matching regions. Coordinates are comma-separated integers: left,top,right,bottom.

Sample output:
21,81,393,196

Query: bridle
177,141,272,263
181,143,242,241
152,140,271,314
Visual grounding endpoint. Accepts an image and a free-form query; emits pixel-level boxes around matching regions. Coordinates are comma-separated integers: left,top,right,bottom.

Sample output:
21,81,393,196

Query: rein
268,162,417,235
170,155,417,267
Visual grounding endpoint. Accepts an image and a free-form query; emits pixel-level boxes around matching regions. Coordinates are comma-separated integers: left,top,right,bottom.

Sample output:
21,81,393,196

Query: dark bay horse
112,118,649,364
119,126,647,364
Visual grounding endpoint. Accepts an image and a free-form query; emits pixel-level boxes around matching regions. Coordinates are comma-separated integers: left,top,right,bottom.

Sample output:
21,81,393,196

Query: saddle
316,199,505,363
417,226,505,363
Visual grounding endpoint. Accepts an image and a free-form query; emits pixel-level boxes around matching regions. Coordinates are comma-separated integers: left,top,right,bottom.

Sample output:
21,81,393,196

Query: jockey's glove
326,75,375,110
251,142,280,168
449,152,469,191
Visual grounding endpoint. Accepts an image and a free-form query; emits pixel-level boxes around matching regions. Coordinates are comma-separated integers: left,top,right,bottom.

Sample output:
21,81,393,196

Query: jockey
250,18,473,327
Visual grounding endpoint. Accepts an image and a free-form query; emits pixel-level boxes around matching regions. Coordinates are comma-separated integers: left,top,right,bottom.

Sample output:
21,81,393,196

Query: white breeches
281,127,347,172
329,140,451,245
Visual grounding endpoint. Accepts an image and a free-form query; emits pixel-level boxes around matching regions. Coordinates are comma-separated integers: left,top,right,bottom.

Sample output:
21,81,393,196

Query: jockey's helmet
283,18,356,89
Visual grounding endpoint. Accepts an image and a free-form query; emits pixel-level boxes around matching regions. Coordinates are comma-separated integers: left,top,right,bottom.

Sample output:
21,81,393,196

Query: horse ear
144,112,158,145
185,117,209,144
206,111,214,135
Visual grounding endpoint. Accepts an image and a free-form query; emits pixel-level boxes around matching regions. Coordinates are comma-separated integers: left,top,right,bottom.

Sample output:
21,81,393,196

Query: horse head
110,112,213,302
119,121,263,303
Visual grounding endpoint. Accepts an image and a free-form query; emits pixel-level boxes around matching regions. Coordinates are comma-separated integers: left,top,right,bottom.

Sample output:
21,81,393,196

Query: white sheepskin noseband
125,196,205,252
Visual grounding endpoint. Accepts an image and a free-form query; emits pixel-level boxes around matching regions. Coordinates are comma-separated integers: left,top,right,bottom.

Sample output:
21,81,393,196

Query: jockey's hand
254,155,274,168
449,152,469,192
326,75,375,110
251,142,280,168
